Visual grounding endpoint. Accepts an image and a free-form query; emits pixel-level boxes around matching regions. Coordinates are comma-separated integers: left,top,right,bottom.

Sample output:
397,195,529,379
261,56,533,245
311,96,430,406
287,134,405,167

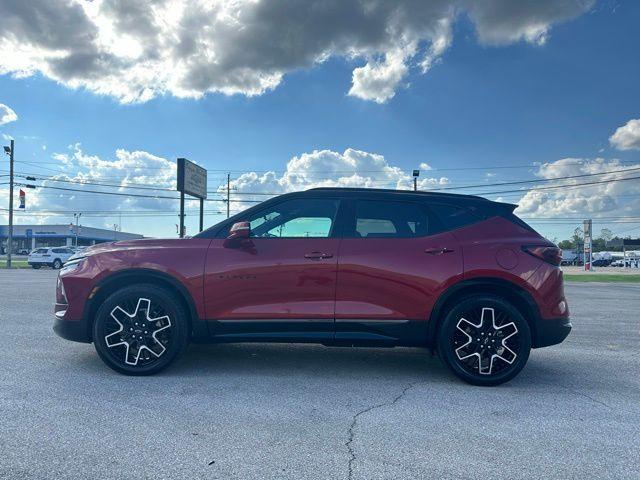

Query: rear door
52,248,74,263
335,198,463,344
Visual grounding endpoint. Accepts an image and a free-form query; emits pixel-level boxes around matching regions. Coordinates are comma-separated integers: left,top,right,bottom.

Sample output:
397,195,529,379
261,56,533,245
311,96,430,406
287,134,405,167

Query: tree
571,227,584,249
558,239,573,250
599,228,613,242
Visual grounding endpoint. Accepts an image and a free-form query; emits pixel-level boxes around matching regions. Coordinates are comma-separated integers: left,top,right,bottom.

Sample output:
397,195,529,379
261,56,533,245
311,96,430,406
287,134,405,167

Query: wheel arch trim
83,268,208,341
427,277,541,348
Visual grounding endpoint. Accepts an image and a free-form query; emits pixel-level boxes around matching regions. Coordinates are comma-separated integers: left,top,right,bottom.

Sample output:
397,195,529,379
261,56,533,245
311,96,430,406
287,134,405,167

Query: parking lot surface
0,269,638,479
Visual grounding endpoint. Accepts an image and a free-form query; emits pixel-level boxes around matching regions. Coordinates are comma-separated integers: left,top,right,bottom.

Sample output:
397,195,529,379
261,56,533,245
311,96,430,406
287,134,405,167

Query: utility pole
226,172,230,218
4,140,14,268
179,190,185,238
199,198,204,232
73,213,82,247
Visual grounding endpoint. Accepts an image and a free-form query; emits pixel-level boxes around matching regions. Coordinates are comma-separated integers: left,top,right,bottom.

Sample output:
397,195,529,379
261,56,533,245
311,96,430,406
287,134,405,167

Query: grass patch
564,274,640,283
0,260,30,269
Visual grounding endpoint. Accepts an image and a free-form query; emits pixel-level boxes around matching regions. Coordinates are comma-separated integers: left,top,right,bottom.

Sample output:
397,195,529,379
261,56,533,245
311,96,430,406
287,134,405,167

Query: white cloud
609,119,640,151
0,103,18,125
2,144,449,230
349,47,412,103
515,158,640,217
0,0,593,104
0,144,177,227
222,148,449,211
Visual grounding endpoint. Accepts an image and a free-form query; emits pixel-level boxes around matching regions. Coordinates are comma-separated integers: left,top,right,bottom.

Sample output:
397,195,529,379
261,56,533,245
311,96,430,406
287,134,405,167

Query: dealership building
0,224,143,253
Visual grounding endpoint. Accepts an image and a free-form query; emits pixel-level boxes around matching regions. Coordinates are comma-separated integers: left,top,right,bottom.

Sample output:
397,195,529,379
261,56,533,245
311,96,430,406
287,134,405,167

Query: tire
31,265,41,269
92,284,190,376
437,295,531,386
52,259,62,269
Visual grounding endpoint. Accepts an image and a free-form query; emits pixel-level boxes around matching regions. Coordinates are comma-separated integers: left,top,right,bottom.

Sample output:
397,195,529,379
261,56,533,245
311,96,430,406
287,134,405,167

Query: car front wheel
437,295,531,386
93,284,190,375
52,259,62,269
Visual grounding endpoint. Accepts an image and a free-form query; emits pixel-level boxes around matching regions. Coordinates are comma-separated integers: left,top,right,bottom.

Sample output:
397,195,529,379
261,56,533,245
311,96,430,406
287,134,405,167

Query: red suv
54,188,570,385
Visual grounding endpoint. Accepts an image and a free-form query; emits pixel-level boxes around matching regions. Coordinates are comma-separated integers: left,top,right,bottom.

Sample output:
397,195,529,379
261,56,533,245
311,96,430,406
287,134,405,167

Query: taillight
522,245,562,266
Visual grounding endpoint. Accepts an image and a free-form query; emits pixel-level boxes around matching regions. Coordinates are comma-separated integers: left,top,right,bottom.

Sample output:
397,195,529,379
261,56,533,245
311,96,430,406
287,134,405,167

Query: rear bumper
533,317,572,348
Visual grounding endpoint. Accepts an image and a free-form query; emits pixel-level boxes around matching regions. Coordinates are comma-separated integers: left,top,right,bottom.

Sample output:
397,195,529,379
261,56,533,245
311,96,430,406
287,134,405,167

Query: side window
52,248,63,254
352,200,430,238
247,198,339,238
429,203,482,231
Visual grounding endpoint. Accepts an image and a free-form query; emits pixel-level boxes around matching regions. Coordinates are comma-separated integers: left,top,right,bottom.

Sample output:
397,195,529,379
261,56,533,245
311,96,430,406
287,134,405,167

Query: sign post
583,219,592,271
177,158,207,237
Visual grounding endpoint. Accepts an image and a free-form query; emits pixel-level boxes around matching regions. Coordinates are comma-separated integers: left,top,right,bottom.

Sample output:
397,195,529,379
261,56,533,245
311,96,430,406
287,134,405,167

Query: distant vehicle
592,258,612,267
18,248,30,255
54,188,571,385
560,250,580,266
28,247,75,269
610,259,626,267
610,258,640,268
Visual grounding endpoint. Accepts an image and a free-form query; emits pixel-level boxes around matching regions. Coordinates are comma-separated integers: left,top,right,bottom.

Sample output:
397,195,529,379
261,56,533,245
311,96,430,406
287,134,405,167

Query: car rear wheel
437,295,531,386
93,284,190,375
52,259,62,269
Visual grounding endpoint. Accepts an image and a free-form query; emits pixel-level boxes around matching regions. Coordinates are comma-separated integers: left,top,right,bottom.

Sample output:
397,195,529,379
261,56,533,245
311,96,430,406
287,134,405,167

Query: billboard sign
177,157,207,199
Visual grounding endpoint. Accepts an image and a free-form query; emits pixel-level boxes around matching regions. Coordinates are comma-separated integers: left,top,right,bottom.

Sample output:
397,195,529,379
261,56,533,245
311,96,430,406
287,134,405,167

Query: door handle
304,252,333,260
424,247,454,255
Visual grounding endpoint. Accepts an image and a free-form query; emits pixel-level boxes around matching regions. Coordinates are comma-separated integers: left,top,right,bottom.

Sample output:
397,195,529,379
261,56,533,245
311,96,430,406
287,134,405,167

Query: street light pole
74,212,82,247
4,140,14,268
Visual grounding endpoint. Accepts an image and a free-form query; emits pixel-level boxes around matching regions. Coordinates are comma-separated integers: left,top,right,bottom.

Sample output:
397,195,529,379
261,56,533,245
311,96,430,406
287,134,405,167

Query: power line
13,182,263,203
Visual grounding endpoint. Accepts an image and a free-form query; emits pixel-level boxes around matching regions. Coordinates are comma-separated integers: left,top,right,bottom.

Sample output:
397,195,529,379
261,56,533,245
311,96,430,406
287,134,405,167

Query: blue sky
1,0,639,241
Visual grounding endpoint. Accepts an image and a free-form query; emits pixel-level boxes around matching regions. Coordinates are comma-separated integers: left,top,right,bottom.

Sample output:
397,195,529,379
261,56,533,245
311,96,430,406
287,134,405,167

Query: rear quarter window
429,203,483,231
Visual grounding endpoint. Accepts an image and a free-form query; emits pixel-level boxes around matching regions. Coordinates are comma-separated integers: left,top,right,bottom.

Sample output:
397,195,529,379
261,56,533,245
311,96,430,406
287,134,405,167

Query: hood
80,238,192,256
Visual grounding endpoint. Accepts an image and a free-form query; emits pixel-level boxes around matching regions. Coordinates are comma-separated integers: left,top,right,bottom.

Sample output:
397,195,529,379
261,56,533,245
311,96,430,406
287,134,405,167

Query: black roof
305,186,491,202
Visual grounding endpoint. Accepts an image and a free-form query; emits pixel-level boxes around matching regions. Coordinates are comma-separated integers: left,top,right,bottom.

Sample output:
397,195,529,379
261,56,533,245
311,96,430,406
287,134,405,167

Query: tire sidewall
438,295,531,386
93,284,189,375
52,259,62,269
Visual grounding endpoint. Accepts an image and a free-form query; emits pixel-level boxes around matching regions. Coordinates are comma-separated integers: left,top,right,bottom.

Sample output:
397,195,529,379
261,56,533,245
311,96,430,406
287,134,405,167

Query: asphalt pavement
0,269,638,479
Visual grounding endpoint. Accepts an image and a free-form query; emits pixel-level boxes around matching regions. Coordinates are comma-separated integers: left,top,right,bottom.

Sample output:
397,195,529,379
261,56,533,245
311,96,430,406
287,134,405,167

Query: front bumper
53,316,92,343
533,317,572,348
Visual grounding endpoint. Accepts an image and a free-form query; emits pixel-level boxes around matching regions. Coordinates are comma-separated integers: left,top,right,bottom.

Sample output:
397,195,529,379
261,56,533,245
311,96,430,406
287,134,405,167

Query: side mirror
224,221,250,247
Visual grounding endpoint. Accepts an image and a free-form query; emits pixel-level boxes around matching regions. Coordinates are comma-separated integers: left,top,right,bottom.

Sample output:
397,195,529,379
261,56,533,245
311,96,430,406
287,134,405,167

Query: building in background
0,224,143,254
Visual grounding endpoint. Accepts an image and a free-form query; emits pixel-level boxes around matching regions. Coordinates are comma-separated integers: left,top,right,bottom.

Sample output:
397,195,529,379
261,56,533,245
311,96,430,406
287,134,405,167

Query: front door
204,197,341,341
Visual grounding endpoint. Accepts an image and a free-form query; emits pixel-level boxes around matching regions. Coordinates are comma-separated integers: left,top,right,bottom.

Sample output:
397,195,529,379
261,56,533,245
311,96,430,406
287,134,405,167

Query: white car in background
27,247,76,269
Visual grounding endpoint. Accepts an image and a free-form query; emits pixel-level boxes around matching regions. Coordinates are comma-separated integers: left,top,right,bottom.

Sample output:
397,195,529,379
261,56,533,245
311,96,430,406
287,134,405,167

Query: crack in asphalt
345,383,416,480
569,389,614,410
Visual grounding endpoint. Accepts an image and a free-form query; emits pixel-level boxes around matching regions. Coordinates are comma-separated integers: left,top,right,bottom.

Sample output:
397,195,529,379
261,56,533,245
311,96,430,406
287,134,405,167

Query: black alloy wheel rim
100,297,173,367
452,306,521,376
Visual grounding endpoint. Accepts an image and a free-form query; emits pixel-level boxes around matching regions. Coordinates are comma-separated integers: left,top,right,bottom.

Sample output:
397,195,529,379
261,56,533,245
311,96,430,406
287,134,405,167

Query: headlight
60,257,86,275
66,252,86,262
